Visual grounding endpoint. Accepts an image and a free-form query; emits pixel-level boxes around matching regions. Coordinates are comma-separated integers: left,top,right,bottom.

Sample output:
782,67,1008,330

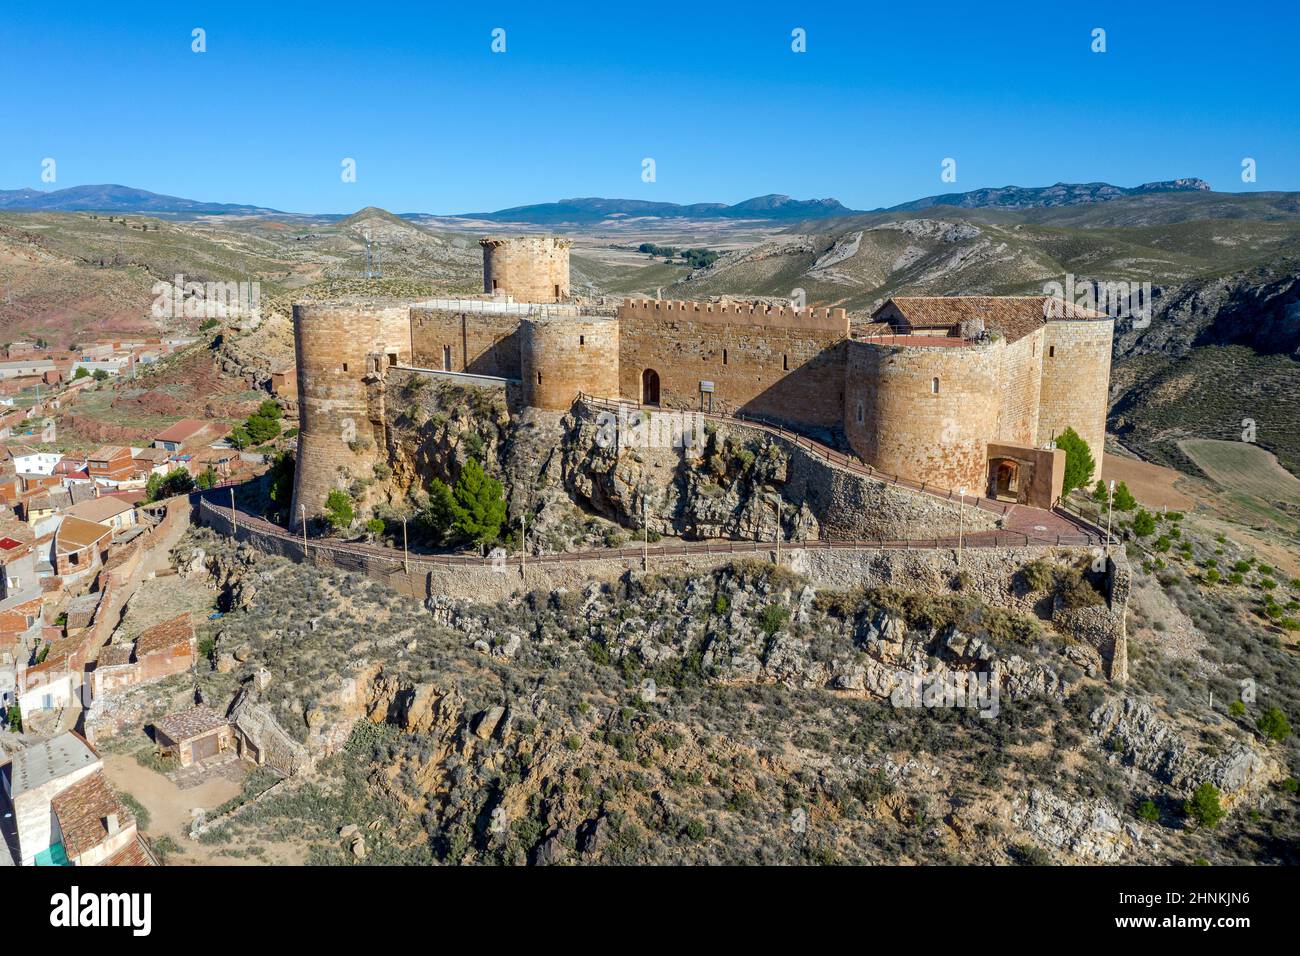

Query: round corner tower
480,235,570,303
521,316,620,410
289,300,412,528
845,337,1004,492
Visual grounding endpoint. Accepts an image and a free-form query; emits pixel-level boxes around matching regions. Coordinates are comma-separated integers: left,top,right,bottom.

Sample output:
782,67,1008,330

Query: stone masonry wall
617,299,849,431
521,317,621,409
997,327,1043,446
409,306,522,377
1037,317,1114,467
846,338,1003,493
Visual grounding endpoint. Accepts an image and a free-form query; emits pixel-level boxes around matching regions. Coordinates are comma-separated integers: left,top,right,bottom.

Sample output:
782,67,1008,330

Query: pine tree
1056,427,1096,495
449,459,507,546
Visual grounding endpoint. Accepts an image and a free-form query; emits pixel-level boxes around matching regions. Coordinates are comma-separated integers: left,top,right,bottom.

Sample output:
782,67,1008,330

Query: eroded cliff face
366,375,992,555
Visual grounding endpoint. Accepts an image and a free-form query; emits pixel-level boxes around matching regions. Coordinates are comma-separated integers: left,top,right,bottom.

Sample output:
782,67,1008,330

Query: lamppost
520,509,527,580
642,488,649,572
401,516,409,574
299,504,308,559
957,487,966,565
773,496,782,567
1105,478,1115,552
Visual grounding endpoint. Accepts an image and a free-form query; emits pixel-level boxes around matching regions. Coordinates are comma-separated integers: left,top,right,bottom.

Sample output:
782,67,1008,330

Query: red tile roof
134,612,194,656
50,770,133,861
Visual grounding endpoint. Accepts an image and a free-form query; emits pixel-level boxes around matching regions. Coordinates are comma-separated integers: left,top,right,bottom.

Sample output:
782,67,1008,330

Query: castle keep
291,236,1113,526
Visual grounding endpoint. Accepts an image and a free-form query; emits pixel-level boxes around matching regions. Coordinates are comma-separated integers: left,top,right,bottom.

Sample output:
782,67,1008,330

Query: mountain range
0,178,1246,224
0,184,281,216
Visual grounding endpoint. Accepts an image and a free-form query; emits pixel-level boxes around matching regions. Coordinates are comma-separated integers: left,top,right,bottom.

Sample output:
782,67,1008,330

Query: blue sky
2,1,1297,214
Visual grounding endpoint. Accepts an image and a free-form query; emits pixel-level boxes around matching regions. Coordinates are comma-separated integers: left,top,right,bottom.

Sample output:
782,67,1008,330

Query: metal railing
198,494,1098,577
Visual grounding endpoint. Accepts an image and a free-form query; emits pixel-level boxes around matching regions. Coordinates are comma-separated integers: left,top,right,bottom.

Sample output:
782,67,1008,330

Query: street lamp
957,487,966,565
401,516,409,574
299,504,308,559
773,496,782,567
1105,478,1115,552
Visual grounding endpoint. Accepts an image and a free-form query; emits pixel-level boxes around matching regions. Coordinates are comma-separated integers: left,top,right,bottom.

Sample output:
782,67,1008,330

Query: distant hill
889,179,1213,212
454,195,856,224
0,184,282,217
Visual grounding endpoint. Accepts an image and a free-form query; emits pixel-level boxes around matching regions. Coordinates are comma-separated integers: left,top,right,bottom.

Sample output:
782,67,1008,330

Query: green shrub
1132,510,1156,537
324,489,353,531
1256,706,1292,743
757,603,790,637
1184,782,1225,829
1136,799,1159,823
1112,481,1137,511
1229,699,1245,717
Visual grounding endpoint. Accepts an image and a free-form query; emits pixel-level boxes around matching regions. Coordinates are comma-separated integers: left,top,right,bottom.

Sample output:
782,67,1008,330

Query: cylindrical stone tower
520,316,620,410
846,337,1004,492
289,300,412,528
480,235,570,303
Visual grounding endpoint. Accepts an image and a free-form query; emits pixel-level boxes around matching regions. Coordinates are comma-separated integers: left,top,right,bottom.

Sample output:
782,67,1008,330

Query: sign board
699,381,715,393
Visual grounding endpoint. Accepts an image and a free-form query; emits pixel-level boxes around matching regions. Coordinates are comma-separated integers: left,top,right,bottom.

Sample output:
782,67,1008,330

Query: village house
65,496,137,532
153,418,222,453
0,731,153,866
132,445,170,477
53,515,113,580
85,446,134,484
152,705,235,767
90,613,196,698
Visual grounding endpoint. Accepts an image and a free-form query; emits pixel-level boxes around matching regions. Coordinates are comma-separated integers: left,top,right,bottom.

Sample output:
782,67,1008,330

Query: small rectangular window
579,335,585,346
1048,346,1055,358
783,354,788,371
856,401,864,424
932,377,940,394
723,349,728,365
537,371,543,385
342,362,348,372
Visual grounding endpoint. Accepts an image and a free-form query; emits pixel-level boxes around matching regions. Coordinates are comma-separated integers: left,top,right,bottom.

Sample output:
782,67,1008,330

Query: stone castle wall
290,301,412,528
845,338,1003,493
1037,318,1114,467
521,317,621,410
410,305,522,377
996,327,1043,446
617,299,850,430
481,236,570,302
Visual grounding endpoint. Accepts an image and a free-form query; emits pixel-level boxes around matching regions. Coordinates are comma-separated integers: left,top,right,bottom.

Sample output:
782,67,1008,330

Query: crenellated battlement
619,298,849,333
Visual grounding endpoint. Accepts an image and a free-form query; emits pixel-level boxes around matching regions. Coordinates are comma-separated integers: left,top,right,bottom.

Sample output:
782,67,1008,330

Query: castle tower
521,316,620,410
845,338,1004,493
1036,314,1114,468
289,301,412,528
480,235,570,303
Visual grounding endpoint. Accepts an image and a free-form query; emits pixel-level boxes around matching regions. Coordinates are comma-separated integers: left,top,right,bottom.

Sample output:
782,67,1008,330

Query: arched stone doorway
641,368,660,405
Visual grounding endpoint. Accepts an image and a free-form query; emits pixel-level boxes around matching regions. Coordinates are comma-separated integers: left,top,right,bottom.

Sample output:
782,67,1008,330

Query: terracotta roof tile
154,705,228,742
134,612,194,656
874,295,1108,344
55,515,113,552
103,835,154,866
50,770,132,860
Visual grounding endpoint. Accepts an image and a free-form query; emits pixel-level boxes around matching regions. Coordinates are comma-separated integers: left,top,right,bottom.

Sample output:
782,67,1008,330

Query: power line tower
362,232,383,280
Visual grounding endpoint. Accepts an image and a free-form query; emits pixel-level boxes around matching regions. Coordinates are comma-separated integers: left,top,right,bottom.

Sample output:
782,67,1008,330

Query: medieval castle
289,236,1113,528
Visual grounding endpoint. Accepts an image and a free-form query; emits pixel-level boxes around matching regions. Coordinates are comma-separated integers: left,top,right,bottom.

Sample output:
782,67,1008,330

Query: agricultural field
1179,438,1300,543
